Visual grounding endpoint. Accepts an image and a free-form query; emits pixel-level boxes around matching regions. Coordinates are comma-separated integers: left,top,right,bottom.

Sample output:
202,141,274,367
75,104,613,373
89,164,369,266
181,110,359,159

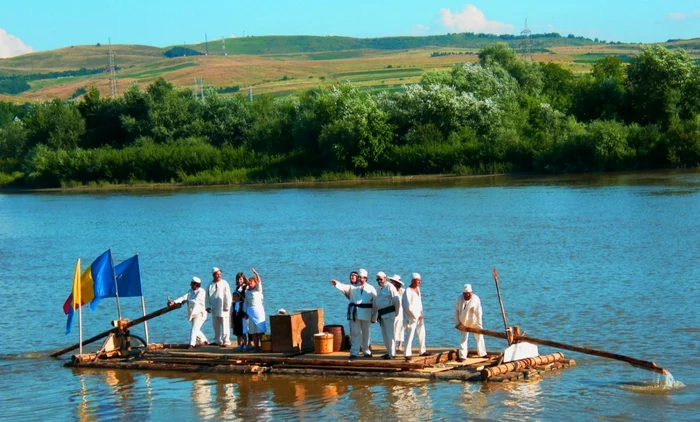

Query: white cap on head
411,272,421,280
358,269,368,278
463,283,472,293
191,276,202,284
389,274,404,285
212,267,221,274
376,271,386,278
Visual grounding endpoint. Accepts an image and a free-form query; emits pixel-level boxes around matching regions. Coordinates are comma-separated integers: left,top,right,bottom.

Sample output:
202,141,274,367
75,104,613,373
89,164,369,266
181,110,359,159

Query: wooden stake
492,268,511,345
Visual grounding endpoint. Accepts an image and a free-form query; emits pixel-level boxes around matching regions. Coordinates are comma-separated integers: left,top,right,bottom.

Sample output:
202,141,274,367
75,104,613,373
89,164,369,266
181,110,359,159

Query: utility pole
248,85,253,102
221,37,227,56
108,38,118,97
520,18,533,61
205,33,209,56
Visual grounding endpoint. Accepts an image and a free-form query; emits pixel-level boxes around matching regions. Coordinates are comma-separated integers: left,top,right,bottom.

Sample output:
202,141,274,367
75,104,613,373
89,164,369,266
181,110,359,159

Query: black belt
377,305,395,326
347,302,373,321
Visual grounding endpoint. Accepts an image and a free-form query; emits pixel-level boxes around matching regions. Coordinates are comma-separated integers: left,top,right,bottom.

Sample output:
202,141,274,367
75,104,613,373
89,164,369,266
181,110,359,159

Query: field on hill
0,34,698,102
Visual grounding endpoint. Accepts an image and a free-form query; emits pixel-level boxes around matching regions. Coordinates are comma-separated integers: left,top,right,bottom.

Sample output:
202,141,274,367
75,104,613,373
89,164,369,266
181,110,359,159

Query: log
481,352,564,380
456,324,668,375
147,350,427,369
51,303,183,358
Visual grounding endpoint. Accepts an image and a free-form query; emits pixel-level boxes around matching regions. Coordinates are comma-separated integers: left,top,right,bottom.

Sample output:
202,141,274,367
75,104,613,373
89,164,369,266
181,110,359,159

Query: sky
1,0,699,58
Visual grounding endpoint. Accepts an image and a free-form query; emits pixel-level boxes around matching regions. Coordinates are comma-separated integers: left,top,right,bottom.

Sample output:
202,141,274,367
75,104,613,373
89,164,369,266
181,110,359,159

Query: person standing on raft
206,267,232,347
331,268,376,359
454,283,487,361
403,273,430,361
373,271,401,359
168,276,209,349
389,274,405,353
245,267,266,352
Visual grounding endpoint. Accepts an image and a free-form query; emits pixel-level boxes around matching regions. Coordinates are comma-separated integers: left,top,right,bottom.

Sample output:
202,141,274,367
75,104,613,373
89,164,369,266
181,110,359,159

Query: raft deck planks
66,344,575,382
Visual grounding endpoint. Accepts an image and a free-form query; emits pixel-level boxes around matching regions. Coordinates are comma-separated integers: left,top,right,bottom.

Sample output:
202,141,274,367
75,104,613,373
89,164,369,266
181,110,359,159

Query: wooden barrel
313,333,334,354
323,325,345,351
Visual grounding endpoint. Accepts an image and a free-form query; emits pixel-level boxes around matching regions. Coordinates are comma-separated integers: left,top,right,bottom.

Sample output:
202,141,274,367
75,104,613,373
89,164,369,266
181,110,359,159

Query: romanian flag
63,250,115,334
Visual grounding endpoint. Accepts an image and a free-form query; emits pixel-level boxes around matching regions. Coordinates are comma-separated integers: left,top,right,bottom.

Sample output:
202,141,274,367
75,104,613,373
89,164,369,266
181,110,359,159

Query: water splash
619,371,685,393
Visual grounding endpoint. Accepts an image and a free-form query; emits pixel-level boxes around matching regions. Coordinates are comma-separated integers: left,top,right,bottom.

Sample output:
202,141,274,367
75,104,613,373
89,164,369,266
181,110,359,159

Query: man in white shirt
403,273,430,361
169,276,209,349
206,267,232,347
454,283,486,361
331,268,377,359
389,274,405,352
373,271,401,359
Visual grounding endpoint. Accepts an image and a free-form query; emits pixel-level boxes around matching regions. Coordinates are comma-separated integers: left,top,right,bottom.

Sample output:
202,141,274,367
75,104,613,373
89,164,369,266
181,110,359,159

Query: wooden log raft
147,350,428,370
456,324,668,375
481,352,564,380
51,303,183,358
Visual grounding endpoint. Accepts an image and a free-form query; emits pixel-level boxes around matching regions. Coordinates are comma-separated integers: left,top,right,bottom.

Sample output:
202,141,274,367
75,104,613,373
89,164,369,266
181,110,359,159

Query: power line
520,19,533,61
108,38,118,97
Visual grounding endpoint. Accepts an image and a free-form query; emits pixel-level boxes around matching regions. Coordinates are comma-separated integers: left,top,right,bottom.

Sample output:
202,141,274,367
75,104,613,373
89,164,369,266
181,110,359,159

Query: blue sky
1,1,699,57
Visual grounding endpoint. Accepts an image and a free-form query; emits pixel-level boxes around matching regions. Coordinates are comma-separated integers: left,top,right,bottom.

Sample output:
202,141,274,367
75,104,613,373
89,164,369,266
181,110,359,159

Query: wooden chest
270,309,324,353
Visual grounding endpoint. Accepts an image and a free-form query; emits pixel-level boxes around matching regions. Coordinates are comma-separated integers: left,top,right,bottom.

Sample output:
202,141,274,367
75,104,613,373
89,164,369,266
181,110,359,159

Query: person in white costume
168,276,209,349
245,267,267,351
206,267,232,347
389,274,405,352
454,283,487,361
373,271,401,359
403,273,431,361
331,268,377,359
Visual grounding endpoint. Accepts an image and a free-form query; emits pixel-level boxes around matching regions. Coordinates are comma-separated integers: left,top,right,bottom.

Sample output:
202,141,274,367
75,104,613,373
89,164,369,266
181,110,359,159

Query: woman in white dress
245,267,267,351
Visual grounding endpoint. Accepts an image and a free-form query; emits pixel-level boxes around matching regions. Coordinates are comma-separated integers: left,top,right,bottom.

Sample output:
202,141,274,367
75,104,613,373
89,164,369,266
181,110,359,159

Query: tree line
0,44,698,188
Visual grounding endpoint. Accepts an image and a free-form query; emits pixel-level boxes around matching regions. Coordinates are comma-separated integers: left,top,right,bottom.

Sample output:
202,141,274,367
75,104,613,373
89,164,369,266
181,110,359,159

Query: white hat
191,276,202,284
411,272,421,280
212,267,221,274
358,269,368,277
376,271,386,278
389,274,404,285
463,283,472,293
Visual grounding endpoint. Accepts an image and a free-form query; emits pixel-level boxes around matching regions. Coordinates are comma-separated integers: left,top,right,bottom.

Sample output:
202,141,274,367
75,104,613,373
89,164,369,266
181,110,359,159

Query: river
0,171,698,421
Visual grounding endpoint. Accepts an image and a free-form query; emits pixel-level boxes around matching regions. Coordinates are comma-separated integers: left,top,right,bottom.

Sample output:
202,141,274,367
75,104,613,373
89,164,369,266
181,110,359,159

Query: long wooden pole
456,324,668,375
492,268,511,345
51,302,183,358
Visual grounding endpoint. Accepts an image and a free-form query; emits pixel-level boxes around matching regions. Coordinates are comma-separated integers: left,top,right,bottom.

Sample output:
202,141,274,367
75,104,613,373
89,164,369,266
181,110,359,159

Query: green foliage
1,43,699,190
163,46,204,58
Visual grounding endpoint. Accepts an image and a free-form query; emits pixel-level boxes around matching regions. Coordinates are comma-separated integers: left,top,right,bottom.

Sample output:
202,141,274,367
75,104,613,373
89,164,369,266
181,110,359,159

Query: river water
0,171,698,421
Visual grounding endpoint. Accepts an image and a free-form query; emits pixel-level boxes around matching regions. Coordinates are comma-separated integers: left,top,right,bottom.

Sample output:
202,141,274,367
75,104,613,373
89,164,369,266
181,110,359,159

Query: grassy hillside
0,33,697,101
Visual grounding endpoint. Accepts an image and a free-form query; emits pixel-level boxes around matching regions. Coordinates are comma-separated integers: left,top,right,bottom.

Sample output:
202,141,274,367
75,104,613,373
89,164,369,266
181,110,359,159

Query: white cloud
0,28,33,59
693,11,700,17
437,4,515,34
411,24,430,36
667,12,687,20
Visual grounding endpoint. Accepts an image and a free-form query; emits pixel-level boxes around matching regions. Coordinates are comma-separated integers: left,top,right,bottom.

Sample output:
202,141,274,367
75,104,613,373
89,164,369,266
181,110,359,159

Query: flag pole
109,249,122,320
137,254,150,345
77,258,83,355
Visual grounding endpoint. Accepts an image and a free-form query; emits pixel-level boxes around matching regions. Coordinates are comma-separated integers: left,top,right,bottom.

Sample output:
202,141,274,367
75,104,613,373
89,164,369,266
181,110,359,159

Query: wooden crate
270,309,324,353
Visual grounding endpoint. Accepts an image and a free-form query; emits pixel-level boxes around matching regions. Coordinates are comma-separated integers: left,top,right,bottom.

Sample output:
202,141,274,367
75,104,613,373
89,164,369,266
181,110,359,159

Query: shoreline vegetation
1,44,699,191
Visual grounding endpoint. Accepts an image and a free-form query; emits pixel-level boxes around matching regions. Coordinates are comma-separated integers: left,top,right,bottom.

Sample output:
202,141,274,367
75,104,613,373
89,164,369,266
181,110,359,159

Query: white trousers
350,319,371,356
394,316,404,344
212,315,231,346
458,329,486,359
189,315,208,346
380,314,396,357
404,318,426,357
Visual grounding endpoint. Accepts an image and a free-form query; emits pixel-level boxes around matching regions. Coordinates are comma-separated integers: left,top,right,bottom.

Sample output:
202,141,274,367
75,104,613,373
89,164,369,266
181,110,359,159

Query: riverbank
0,172,509,193
3,168,698,194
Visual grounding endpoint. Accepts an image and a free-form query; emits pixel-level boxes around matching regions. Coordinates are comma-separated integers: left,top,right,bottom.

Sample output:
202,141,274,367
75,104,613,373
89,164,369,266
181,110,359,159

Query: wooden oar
51,302,183,358
455,324,669,375
492,268,511,345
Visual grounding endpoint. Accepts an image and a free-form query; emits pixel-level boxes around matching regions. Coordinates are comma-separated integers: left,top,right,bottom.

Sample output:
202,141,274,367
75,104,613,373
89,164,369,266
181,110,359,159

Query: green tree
627,46,696,125
23,99,86,150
